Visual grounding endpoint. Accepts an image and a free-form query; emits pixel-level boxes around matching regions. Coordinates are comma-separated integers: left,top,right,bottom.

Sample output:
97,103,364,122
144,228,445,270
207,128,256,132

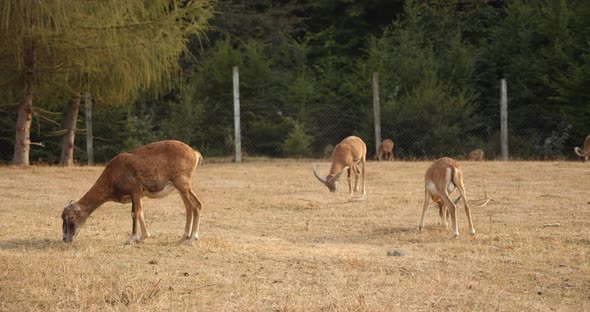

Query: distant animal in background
61,140,204,245
377,139,394,161
468,149,484,161
313,136,367,196
574,134,590,162
417,157,475,237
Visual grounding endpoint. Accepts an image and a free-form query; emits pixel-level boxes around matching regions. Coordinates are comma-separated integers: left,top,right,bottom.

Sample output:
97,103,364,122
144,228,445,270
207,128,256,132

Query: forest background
1,0,589,164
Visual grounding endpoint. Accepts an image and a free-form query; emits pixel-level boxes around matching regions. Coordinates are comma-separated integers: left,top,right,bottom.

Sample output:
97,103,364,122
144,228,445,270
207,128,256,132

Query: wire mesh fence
0,76,587,164
231,77,586,162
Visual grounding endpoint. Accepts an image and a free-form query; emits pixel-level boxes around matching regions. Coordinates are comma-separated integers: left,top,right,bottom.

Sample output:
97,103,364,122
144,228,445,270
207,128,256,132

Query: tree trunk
12,45,35,166
59,94,81,166
12,94,34,166
85,92,94,165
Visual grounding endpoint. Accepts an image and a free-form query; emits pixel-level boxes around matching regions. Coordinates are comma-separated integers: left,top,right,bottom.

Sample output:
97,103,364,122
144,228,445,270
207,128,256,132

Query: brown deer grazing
574,134,590,162
377,139,395,161
313,136,367,196
468,149,484,161
61,140,203,245
417,157,475,237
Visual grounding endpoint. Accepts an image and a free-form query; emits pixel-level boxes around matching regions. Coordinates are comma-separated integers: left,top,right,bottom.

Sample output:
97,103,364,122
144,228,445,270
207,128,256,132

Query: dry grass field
0,160,589,311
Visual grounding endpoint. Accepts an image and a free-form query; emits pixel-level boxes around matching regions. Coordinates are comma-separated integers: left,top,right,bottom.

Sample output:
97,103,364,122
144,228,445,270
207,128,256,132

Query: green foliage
282,121,312,158
186,24,317,157
0,0,214,165
482,0,590,157
123,106,157,151
187,38,239,156
285,75,314,122
0,0,214,105
2,0,590,162
372,0,482,158
0,111,15,163
160,89,199,146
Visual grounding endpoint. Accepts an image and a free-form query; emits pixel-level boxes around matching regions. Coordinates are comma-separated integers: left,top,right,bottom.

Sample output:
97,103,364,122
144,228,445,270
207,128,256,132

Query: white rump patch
445,168,455,194
447,183,455,194
426,181,438,195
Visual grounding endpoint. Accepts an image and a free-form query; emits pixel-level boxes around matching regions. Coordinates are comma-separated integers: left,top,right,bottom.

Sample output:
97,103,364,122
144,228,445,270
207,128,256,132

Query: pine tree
0,0,213,166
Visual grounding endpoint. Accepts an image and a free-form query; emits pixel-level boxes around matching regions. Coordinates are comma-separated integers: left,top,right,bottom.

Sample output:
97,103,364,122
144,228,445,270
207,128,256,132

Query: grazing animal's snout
328,179,340,193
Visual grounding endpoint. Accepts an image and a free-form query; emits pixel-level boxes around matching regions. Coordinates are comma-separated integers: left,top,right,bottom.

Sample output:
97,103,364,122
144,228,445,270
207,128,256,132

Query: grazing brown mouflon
61,140,203,244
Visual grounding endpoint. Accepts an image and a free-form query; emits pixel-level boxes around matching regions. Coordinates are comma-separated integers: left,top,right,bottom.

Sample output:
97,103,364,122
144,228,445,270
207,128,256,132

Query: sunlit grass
0,160,588,310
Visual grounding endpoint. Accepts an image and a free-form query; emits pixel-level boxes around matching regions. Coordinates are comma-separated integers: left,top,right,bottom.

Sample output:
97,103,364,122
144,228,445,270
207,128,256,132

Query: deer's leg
179,192,194,240
347,167,353,196
361,158,366,196
126,195,142,245
353,162,361,193
457,185,475,235
442,194,462,227
137,202,150,241
441,193,459,237
188,189,203,241
417,190,430,231
437,200,448,228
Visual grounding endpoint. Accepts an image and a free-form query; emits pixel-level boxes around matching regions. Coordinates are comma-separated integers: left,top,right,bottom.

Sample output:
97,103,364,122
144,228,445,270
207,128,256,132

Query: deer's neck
329,162,346,176
76,183,110,216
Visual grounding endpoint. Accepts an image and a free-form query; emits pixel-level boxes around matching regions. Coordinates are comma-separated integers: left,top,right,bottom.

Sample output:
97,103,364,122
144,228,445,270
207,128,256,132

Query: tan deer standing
313,136,367,196
468,149,484,161
574,134,590,162
417,157,475,237
61,140,203,245
377,139,395,161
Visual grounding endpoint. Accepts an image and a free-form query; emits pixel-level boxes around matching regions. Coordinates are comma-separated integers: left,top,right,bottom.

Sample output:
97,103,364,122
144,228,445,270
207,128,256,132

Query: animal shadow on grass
0,238,64,251
312,197,366,205
371,225,416,237
369,225,452,242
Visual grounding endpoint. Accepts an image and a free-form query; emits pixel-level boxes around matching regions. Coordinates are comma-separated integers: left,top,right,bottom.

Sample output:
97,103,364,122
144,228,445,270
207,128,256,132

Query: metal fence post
85,92,94,165
500,78,508,160
373,72,381,156
233,66,242,163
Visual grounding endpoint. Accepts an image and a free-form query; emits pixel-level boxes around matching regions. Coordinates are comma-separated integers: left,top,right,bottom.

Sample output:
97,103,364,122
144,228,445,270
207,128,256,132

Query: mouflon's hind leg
441,193,459,238
179,192,194,241
362,159,366,196
458,184,475,235
417,189,430,231
126,195,142,245
188,190,203,241
137,203,150,240
437,200,449,228
353,162,361,193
